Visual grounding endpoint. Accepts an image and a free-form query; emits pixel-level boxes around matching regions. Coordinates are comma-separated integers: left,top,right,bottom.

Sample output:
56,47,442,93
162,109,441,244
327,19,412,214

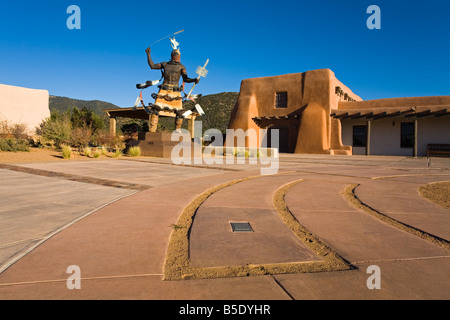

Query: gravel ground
419,182,450,209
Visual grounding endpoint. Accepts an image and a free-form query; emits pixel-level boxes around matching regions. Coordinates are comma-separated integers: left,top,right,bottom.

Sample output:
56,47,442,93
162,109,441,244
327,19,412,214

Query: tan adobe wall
0,84,50,135
339,96,450,111
227,72,303,148
227,69,361,154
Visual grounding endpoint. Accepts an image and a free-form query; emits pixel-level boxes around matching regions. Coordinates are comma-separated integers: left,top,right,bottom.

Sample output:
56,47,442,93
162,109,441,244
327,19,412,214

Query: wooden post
109,117,116,135
149,114,152,133
366,120,371,156
188,115,196,138
413,119,418,158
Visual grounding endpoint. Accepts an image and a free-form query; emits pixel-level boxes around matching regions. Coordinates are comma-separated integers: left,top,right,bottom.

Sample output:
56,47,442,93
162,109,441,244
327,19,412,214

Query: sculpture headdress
170,37,181,59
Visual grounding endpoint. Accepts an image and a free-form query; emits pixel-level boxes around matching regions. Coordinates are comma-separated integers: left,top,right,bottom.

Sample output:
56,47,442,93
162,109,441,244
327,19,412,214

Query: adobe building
0,84,50,135
227,69,450,157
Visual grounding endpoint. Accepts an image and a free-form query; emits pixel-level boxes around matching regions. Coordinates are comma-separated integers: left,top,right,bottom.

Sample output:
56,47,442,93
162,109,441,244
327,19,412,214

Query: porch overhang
331,105,450,120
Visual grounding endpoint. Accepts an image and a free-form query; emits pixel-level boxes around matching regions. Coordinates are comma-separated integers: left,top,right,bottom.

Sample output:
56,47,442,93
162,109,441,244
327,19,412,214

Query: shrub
61,145,72,159
101,146,108,155
70,107,105,132
128,146,141,157
70,126,93,150
0,119,29,140
17,139,31,152
36,109,127,154
38,111,72,149
0,139,10,151
92,151,101,158
113,149,122,158
120,121,148,135
91,129,118,148
38,108,108,150
0,119,9,138
112,134,125,150
83,146,92,157
9,123,28,140
0,138,30,152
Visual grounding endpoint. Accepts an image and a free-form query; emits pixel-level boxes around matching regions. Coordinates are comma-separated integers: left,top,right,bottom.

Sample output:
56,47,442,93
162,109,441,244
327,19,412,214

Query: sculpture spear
186,59,209,100
150,30,184,48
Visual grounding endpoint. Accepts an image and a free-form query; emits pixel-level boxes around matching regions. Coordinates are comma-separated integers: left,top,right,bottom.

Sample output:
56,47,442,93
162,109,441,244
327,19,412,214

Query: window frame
275,92,288,109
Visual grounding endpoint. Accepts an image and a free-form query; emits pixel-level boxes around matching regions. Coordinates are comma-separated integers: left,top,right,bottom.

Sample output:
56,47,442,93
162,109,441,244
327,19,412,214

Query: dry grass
61,145,72,159
83,146,92,157
419,182,450,210
127,146,141,157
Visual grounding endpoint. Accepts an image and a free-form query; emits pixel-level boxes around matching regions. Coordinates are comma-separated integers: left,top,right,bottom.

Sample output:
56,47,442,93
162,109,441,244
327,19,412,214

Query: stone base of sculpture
126,132,199,158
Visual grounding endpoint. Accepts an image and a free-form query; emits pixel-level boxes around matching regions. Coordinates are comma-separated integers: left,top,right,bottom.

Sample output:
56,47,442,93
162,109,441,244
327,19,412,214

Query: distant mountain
183,92,239,133
49,92,239,133
49,96,120,115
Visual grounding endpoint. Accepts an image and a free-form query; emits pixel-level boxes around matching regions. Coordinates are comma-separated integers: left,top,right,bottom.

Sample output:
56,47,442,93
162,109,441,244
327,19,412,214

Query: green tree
70,106,105,132
38,110,72,148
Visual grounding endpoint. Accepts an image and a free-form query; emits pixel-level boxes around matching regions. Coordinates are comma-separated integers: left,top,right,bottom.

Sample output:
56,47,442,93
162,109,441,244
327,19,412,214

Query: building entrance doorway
267,127,290,153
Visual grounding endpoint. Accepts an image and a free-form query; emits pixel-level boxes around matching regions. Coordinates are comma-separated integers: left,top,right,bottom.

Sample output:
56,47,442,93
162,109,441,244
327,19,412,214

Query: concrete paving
355,176,450,240
0,155,449,300
14,159,227,187
285,179,448,263
0,168,135,274
190,174,322,268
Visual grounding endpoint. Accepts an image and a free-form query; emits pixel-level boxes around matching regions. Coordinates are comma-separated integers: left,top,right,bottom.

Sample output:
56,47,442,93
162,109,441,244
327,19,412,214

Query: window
353,125,367,147
275,92,288,108
401,122,415,148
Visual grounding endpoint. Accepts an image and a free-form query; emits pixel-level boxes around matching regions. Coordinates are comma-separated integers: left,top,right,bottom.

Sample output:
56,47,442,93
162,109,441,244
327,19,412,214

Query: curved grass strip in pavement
272,180,354,274
163,176,258,280
343,184,450,250
163,177,354,281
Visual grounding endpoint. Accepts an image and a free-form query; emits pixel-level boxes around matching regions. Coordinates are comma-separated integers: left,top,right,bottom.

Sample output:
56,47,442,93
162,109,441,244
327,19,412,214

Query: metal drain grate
230,222,254,233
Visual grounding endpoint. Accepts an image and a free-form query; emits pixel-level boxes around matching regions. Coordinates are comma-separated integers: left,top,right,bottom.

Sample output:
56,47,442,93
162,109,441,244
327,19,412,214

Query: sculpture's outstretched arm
146,47,162,70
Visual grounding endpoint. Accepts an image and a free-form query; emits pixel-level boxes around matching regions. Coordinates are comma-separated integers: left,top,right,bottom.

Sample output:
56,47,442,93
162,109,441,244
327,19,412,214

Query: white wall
341,117,450,157
417,117,450,156
372,119,413,156
341,119,368,155
0,84,50,135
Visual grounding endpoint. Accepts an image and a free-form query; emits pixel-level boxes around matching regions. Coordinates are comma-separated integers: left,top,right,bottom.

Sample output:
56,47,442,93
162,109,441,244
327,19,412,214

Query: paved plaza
0,154,449,300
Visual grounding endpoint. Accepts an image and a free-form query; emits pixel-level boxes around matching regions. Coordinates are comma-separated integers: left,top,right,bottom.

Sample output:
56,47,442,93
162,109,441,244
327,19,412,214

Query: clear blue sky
1,0,449,107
